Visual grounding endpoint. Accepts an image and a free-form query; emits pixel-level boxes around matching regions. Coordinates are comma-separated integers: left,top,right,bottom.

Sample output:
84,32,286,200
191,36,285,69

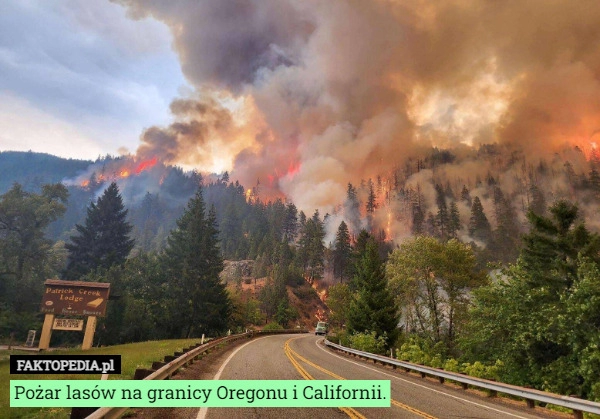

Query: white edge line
196,335,279,419
312,337,530,419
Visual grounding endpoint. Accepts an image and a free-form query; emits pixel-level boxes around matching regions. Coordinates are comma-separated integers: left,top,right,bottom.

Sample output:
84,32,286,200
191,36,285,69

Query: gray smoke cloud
113,0,600,213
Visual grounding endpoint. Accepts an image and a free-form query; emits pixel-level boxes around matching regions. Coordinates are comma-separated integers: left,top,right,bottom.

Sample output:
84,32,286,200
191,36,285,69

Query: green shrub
348,331,387,355
443,358,460,373
263,322,284,331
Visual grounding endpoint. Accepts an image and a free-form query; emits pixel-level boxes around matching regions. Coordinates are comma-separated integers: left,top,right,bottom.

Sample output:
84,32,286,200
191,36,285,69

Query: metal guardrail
324,339,600,418
86,329,308,419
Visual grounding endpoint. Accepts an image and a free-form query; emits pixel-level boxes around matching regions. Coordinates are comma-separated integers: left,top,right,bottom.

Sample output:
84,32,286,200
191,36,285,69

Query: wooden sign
52,318,84,331
40,280,110,317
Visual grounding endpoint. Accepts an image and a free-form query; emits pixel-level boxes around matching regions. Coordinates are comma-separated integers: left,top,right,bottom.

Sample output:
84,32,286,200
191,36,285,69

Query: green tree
461,258,600,399
64,182,134,279
0,183,68,340
283,202,298,242
0,183,68,282
347,240,398,349
521,199,600,291
435,184,449,240
366,179,377,214
326,283,352,328
386,236,486,348
162,186,231,337
448,201,460,239
461,200,600,399
297,210,325,281
333,221,352,283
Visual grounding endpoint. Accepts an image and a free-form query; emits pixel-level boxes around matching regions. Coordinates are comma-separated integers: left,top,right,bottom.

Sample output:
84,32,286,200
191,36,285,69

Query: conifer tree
411,203,425,235
521,199,600,291
491,187,520,262
347,239,398,348
296,210,325,280
333,221,352,283
528,184,546,215
345,183,361,234
162,186,231,337
64,182,134,279
435,184,449,240
460,185,472,206
283,202,298,242
448,201,461,239
589,168,600,200
468,196,492,243
366,179,377,214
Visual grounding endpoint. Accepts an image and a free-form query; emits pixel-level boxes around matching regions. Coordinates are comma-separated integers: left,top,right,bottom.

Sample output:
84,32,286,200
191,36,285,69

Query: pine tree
345,183,361,234
435,184,449,240
64,182,134,279
491,187,520,262
366,179,377,214
162,186,231,337
347,239,398,348
589,168,600,200
308,210,326,280
460,185,472,206
528,184,546,215
411,203,425,235
333,221,352,283
521,199,600,291
468,196,492,243
448,201,461,239
282,202,298,242
296,210,325,281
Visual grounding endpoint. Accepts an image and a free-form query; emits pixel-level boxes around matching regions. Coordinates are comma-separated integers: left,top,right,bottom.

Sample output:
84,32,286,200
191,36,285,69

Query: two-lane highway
196,334,558,419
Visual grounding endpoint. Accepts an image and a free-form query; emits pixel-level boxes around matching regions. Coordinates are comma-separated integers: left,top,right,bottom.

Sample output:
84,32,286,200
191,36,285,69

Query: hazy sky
0,0,186,160
3,0,600,213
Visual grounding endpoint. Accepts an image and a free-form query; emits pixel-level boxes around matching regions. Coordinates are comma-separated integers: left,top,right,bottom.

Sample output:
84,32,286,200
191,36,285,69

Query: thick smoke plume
114,0,600,214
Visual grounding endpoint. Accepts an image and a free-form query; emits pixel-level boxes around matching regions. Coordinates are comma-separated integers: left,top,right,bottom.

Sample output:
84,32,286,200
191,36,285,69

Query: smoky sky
115,0,600,211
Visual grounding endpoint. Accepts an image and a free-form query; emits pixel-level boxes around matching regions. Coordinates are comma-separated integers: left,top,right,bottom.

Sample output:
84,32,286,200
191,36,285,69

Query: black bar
10,355,121,374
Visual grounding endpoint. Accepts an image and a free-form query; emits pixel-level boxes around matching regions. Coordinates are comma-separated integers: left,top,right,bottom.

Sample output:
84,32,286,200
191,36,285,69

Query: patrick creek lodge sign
41,279,110,317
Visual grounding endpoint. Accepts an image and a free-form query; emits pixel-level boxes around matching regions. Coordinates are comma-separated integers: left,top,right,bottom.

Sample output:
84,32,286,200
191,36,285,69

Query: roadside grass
3,338,203,419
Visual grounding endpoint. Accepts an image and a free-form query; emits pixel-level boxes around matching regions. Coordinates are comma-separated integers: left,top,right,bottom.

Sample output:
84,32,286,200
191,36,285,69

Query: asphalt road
194,334,562,419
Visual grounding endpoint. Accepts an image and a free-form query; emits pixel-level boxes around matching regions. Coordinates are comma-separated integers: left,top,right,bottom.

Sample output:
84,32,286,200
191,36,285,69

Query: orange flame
135,157,158,174
286,161,300,178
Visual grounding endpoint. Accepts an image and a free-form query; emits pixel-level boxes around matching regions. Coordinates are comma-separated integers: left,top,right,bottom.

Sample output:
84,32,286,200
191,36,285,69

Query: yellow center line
285,337,437,419
284,338,366,419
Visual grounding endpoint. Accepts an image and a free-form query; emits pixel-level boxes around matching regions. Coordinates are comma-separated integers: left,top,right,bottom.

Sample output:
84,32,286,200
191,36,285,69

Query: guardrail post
572,409,583,419
526,399,535,409
438,377,445,384
134,368,154,380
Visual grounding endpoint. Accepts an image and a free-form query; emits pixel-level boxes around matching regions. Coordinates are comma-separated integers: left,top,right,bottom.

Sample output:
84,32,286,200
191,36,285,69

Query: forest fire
135,157,158,174
78,156,160,188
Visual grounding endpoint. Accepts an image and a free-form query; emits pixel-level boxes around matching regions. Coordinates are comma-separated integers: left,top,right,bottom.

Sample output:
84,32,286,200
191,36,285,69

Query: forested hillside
0,144,599,401
0,151,91,194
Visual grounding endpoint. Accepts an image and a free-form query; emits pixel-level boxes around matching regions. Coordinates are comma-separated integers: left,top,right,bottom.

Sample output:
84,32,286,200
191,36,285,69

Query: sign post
39,314,55,350
82,316,97,350
39,280,110,350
